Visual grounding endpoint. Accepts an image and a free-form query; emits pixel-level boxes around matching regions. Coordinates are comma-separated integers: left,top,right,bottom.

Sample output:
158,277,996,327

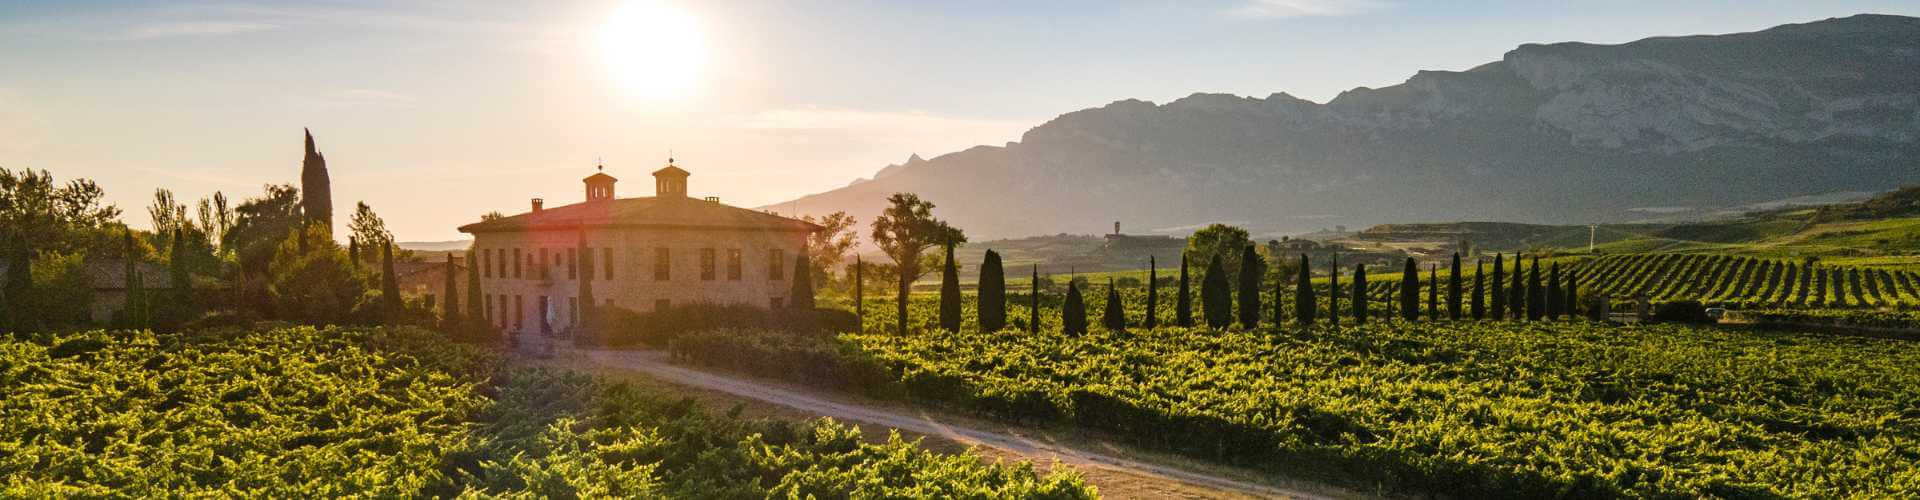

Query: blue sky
3,0,1916,240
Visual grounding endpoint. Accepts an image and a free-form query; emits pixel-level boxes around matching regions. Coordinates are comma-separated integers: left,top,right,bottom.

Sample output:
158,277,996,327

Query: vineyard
0,326,1094,497
1568,253,1920,309
673,322,1920,498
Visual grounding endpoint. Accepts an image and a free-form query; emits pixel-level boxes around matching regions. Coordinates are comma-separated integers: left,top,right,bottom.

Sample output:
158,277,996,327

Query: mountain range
768,14,1920,240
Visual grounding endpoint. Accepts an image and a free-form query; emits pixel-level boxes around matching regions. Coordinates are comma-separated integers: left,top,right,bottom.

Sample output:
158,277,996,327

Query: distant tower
301,128,333,229
1113,221,1121,236
584,161,618,202
653,157,690,198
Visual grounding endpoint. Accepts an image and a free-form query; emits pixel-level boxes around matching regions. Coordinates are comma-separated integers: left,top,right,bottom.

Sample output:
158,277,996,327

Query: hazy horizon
5,0,1918,240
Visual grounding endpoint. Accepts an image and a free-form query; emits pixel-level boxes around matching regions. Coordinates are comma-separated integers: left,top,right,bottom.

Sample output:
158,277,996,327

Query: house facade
458,162,819,336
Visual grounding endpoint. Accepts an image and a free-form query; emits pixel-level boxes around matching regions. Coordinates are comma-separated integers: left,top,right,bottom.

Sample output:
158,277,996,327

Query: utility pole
1588,225,1599,253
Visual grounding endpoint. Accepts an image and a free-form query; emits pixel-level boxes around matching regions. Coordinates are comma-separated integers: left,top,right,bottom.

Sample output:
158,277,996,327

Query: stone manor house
459,161,820,335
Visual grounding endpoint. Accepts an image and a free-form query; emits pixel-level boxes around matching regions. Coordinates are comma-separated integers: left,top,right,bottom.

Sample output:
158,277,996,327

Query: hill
772,15,1920,239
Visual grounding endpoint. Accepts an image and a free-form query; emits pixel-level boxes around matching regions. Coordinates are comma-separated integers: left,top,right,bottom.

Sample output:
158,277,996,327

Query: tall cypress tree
1427,264,1439,321
1295,254,1315,327
1328,253,1340,328
443,253,460,320
381,242,401,320
1351,263,1367,325
1237,245,1262,329
1526,256,1543,321
1029,264,1040,333
978,250,1005,330
1510,256,1527,320
790,249,816,309
1471,260,1486,320
1176,254,1194,327
1103,278,1126,331
1144,256,1158,329
578,231,594,331
1447,253,1462,321
465,247,483,325
938,241,960,332
1490,254,1506,320
1201,256,1231,329
1062,280,1087,335
1565,270,1580,320
1399,257,1419,321
1547,262,1562,319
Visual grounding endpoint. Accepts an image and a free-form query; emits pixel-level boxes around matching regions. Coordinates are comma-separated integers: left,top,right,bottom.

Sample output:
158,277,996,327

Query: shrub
1651,300,1712,324
591,303,858,348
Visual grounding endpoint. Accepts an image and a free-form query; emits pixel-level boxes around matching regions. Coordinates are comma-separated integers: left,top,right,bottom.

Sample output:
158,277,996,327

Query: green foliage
1351,264,1367,324
977,250,1006,331
938,242,960,332
1399,257,1418,321
1651,300,1712,323
1200,255,1231,329
1236,245,1262,328
267,228,364,325
871,193,964,336
1185,223,1251,280
1175,254,1193,327
1143,256,1158,329
1448,253,1462,320
590,303,858,348
790,248,816,309
1102,279,1126,331
1568,252,1920,310
1471,259,1485,320
1061,281,1087,336
1294,254,1314,327
21,251,94,328
1490,254,1506,319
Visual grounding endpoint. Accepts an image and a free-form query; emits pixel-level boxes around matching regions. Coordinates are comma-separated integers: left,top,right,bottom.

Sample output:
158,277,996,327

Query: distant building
1274,237,1320,251
0,258,174,324
393,256,467,311
458,161,820,336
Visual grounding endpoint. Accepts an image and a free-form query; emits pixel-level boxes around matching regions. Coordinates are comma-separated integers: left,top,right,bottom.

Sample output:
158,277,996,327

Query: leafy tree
0,168,122,261
226,184,302,280
1400,257,1419,321
1201,256,1231,329
1061,280,1086,336
1144,256,1158,329
267,227,361,325
1490,254,1506,320
350,202,393,263
1185,224,1251,283
1102,278,1125,331
1236,245,1262,329
938,241,960,332
25,251,94,328
870,193,963,335
1175,253,1193,327
1448,253,1463,321
800,211,858,289
1294,254,1315,327
1472,260,1486,320
790,249,816,309
978,250,1005,331
1351,263,1367,324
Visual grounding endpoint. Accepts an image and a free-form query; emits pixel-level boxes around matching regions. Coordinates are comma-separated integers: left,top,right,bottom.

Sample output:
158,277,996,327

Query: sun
599,1,707,100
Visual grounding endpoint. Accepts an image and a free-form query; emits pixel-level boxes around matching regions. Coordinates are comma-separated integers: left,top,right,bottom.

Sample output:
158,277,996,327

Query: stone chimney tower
583,163,617,202
652,159,689,198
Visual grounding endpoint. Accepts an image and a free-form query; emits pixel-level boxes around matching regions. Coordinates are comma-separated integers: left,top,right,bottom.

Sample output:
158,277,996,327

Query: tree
1103,278,1126,331
790,248,816,309
1270,254,1284,327
1062,280,1087,335
800,211,858,289
1490,254,1506,320
1236,245,1262,329
443,253,460,320
1294,254,1315,328
1185,224,1252,282
1399,257,1419,321
0,168,122,271
465,245,484,324
1526,256,1543,321
870,193,964,335
1028,264,1040,334
123,229,148,329
1472,260,1486,320
578,231,594,331
1201,256,1231,329
1144,256,1158,329
1510,256,1527,320
302,128,334,229
267,227,360,325
1564,270,1579,320
166,228,193,323
978,250,1005,331
1448,253,1463,320
938,240,961,332
1175,253,1193,327
854,256,865,330
381,242,401,319
1547,262,1562,319
228,184,302,281
1328,253,1340,328
1427,264,1439,321
348,237,360,270
1351,263,1367,324
349,202,393,264
25,251,95,328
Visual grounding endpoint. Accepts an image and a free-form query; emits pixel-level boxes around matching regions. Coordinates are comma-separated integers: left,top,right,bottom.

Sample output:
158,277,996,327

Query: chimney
531,198,544,213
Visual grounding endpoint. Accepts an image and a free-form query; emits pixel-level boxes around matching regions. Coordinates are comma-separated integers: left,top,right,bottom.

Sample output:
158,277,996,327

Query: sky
3,0,1917,241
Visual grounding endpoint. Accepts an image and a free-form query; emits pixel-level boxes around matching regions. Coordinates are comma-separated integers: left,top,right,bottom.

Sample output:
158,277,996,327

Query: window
727,249,742,280
512,248,522,278
654,299,670,312
567,248,578,280
540,249,550,280
769,249,785,281
484,293,493,320
603,248,613,280
513,295,524,330
539,296,550,331
770,297,784,308
701,248,716,281
654,248,671,281
498,295,507,327
483,250,493,278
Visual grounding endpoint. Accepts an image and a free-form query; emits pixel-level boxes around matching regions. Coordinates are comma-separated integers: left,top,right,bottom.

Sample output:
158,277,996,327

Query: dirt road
581,349,1332,499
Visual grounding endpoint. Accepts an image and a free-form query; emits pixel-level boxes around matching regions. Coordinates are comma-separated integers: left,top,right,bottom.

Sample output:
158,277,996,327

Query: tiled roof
458,196,822,234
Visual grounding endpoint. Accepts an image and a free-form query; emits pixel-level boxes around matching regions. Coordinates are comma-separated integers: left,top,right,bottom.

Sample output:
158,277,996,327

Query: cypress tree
1029,264,1040,333
1062,280,1087,335
169,228,191,315
1201,256,1231,329
1176,254,1193,327
1547,262,1562,319
790,249,815,309
1565,270,1580,320
1295,254,1315,327
1526,256,1543,321
443,253,460,320
124,229,145,328
1399,257,1419,321
348,237,360,269
1351,263,1367,324
978,250,1005,331
1509,256,1527,320
1490,254,1506,320
1427,264,1439,321
1447,253,1462,321
854,256,864,332
1103,278,1126,331
1472,260,1485,320
1237,245,1262,329
381,242,401,320
465,247,483,324
1144,256,1158,329
1328,253,1340,328
938,241,960,332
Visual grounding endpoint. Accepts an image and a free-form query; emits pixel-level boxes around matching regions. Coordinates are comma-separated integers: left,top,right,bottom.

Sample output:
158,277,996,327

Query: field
674,318,1920,498
1571,253,1920,309
0,326,1094,497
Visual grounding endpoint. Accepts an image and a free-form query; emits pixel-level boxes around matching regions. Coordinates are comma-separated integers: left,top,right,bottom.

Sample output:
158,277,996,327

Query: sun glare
600,1,707,100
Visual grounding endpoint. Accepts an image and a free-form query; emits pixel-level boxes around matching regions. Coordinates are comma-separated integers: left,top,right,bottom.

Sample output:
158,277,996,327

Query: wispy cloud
1228,0,1389,19
114,21,280,40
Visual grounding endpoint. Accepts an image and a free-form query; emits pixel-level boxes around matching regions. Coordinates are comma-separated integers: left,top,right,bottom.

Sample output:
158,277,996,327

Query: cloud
1228,0,1388,19
114,21,280,40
